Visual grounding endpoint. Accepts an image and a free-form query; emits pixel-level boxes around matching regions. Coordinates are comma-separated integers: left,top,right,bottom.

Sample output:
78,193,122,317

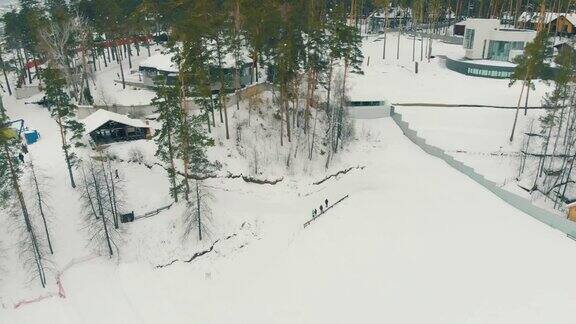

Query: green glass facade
487,40,525,61
463,29,475,49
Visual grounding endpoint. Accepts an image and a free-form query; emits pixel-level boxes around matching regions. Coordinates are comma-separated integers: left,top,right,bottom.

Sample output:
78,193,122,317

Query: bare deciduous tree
79,160,123,258
182,180,213,242
38,16,94,104
26,158,54,255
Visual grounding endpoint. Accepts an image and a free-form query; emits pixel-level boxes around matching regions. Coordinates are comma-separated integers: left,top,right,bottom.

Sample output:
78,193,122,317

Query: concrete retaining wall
348,106,392,119
391,111,576,237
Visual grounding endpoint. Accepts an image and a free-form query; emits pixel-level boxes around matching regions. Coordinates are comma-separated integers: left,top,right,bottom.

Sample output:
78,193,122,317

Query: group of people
312,198,330,218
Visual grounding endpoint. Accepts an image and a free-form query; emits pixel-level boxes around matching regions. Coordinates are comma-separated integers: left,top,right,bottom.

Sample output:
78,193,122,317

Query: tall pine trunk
0,52,12,95
196,181,202,241
58,116,76,188
215,38,230,139
510,74,528,142
114,46,126,90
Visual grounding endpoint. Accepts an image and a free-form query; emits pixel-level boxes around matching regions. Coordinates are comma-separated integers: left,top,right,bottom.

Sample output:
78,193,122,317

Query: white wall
463,19,536,60
347,104,392,119
464,19,500,59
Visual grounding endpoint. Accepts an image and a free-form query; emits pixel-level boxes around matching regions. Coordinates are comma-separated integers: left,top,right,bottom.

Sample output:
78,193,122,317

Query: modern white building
463,19,537,62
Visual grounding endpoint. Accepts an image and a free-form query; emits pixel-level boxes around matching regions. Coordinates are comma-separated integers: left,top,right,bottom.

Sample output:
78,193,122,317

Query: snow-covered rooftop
140,52,179,73
139,46,251,73
82,109,152,135
566,201,576,208
517,11,576,25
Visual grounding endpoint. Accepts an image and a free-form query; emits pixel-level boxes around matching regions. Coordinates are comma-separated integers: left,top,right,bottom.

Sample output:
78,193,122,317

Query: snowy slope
349,34,551,107
395,106,542,184
3,119,576,324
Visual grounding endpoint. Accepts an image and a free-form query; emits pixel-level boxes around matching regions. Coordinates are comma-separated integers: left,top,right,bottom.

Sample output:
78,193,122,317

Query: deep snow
3,118,576,324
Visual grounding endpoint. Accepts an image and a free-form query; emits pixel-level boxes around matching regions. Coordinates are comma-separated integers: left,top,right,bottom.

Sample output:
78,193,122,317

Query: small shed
567,201,576,222
554,42,575,56
82,109,152,145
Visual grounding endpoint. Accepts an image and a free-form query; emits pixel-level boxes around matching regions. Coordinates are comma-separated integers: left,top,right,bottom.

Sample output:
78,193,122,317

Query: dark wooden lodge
83,109,152,145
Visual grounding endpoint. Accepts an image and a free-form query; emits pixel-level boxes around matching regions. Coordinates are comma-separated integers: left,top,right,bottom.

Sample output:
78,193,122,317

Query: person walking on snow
325,199,329,208
319,205,324,214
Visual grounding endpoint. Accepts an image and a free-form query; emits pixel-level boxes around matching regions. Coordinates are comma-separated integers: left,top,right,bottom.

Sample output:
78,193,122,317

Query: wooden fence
134,203,174,221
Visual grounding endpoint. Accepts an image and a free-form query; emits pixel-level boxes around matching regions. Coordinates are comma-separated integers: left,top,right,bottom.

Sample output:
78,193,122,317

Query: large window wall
487,40,525,61
463,29,475,49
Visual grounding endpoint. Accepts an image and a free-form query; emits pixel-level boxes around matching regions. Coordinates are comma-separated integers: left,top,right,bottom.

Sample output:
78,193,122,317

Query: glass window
488,40,512,61
510,41,525,50
487,41,525,61
464,29,475,49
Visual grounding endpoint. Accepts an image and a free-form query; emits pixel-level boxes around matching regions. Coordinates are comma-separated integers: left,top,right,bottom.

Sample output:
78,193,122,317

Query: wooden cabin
82,109,152,145
550,15,576,35
567,202,576,222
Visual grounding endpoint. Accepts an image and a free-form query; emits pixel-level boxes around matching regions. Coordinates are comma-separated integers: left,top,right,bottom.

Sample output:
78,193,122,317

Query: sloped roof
566,201,576,208
140,52,179,73
562,13,576,26
139,47,251,73
517,11,576,24
82,109,151,135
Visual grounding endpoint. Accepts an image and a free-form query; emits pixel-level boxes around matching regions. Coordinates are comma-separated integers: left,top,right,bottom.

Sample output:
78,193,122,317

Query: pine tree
325,3,364,166
509,30,549,142
42,68,85,188
152,76,182,202
304,0,329,159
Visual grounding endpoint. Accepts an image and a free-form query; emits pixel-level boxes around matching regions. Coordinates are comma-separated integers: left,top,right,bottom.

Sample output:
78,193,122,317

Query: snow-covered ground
4,117,576,324
395,105,542,185
91,46,161,107
2,32,576,324
349,34,550,106
352,33,553,204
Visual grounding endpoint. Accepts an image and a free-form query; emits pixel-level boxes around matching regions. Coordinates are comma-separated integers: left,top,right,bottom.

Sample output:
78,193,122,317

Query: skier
115,169,119,179
18,153,24,163
319,205,324,214
325,199,329,208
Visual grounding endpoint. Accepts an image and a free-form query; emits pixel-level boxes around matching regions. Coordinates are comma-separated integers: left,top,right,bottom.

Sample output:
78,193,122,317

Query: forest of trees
0,0,369,288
